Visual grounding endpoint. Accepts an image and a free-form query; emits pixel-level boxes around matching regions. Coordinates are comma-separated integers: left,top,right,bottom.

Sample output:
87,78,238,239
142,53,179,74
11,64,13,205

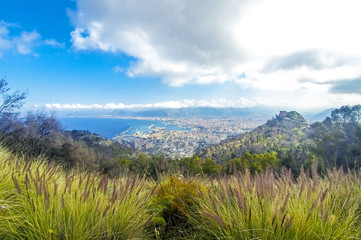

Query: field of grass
0,147,155,240
188,168,361,239
1,145,361,239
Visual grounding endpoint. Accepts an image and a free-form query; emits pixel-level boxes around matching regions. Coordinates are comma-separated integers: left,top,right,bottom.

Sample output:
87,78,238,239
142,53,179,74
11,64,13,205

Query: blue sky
1,0,361,112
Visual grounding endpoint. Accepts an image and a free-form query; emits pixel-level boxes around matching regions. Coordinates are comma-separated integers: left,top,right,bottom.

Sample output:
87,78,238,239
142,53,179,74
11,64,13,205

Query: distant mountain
112,107,279,118
308,108,335,122
51,106,340,121
53,107,279,119
54,109,115,118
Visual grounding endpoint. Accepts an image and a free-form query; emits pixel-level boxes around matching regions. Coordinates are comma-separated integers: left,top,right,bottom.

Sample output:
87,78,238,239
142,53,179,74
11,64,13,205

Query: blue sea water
59,118,185,139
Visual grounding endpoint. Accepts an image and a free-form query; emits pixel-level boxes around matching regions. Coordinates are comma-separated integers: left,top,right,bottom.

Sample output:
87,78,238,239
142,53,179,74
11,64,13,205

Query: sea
58,117,186,139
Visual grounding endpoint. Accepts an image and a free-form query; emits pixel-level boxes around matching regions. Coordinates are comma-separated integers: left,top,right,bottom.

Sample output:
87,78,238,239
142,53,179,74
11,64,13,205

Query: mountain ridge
54,106,279,119
52,107,333,121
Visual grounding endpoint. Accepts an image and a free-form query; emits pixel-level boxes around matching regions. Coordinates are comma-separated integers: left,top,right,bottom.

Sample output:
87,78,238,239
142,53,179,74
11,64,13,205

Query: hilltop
198,105,361,174
197,111,313,173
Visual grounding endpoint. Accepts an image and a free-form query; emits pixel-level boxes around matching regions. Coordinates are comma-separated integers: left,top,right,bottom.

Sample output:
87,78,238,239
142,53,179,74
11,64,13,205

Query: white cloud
15,31,41,54
45,97,316,110
0,21,41,56
112,65,124,73
43,39,65,48
68,0,361,110
0,21,14,53
45,94,361,111
0,20,64,56
70,0,361,92
70,0,250,86
45,98,254,110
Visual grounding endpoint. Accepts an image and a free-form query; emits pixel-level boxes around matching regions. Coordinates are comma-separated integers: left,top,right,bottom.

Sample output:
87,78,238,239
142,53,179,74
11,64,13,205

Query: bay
59,117,185,139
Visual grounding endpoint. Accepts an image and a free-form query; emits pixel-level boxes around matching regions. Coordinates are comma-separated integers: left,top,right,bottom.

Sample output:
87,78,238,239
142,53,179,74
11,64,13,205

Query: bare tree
0,78,27,113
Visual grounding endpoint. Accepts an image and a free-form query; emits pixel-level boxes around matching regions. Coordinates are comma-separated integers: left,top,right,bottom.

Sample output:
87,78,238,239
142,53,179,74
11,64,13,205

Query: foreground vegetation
1,146,361,239
190,168,361,239
0,146,154,239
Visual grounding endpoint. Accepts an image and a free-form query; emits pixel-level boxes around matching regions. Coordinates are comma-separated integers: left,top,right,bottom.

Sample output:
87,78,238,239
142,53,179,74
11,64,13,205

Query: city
113,118,266,158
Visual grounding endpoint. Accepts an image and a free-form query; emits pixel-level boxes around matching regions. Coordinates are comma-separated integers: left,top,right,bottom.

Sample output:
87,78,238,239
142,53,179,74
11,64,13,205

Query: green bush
152,176,206,239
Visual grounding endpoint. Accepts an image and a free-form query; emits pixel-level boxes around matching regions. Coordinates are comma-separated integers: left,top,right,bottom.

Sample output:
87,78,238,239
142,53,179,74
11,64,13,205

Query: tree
179,154,203,175
331,105,361,124
226,157,247,174
0,78,27,113
201,158,217,176
311,104,361,171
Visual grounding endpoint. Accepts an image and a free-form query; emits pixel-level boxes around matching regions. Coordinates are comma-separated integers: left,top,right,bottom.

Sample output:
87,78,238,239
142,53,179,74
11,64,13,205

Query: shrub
152,175,206,239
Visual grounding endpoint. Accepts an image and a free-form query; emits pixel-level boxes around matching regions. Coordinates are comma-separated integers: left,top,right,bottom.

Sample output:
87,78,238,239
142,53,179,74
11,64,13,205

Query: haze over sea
59,118,185,139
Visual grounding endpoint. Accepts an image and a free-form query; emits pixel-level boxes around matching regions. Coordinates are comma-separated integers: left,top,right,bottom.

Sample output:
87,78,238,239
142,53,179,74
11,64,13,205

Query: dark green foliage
152,176,205,238
331,104,361,123
198,111,312,175
285,111,307,122
179,154,203,175
226,157,247,174
199,106,361,175
226,152,279,174
201,158,222,176
0,112,139,175
311,105,361,171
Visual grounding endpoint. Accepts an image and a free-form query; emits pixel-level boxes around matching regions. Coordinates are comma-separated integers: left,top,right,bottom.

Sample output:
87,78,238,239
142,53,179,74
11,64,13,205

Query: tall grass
2,145,361,239
188,168,361,239
0,146,155,240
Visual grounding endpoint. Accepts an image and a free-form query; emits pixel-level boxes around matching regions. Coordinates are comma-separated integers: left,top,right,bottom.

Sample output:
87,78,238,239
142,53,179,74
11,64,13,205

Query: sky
1,0,361,113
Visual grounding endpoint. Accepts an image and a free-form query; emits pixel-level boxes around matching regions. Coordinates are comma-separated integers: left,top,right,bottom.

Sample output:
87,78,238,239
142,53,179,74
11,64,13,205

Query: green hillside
198,106,361,174
198,111,313,173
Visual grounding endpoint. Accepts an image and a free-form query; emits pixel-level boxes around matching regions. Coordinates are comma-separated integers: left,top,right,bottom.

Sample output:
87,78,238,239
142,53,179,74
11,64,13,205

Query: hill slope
197,111,313,172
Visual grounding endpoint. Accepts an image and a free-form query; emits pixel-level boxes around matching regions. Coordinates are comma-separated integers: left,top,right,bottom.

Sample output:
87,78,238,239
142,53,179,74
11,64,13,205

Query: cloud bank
70,0,361,92
45,98,275,110
44,93,361,111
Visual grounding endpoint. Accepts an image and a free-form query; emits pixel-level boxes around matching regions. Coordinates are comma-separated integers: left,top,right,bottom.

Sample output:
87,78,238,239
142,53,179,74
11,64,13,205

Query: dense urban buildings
114,118,265,158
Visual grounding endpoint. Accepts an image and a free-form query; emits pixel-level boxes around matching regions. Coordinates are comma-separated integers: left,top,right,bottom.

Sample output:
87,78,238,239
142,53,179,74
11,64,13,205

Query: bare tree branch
0,78,27,113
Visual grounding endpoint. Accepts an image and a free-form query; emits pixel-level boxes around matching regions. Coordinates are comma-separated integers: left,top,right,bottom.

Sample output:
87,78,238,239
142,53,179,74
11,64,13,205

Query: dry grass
1,145,361,239
0,146,155,240
189,168,361,239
